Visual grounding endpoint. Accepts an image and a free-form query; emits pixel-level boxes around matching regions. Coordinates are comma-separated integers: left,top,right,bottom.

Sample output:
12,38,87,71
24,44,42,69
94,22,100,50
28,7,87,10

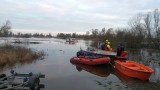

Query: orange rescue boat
70,56,110,65
115,60,153,80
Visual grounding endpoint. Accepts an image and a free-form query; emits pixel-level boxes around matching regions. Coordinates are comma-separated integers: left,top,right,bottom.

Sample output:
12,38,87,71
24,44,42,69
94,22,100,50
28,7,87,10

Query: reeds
0,44,44,67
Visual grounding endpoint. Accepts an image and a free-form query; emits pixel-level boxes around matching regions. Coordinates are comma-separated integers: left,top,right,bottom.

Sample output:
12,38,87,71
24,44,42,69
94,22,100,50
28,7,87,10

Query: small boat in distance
66,38,77,42
115,60,153,80
70,56,110,65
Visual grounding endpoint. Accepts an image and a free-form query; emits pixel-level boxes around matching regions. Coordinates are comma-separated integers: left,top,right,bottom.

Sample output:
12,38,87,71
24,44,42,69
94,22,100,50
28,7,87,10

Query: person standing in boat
117,43,124,56
105,40,109,50
100,39,108,50
107,42,112,51
101,39,112,51
101,43,105,50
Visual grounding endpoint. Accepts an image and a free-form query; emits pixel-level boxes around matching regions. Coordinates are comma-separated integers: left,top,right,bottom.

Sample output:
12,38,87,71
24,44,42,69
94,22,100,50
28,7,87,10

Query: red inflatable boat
70,56,110,65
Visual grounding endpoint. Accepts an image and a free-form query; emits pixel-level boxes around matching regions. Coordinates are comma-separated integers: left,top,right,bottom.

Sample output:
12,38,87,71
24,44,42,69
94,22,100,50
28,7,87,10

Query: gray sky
0,0,160,35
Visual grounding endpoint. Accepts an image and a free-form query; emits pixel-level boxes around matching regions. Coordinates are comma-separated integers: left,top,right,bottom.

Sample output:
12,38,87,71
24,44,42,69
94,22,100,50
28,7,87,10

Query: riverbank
0,44,44,67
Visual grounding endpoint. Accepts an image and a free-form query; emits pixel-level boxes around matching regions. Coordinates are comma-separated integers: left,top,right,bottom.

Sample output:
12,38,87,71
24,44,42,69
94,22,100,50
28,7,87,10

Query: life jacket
120,51,127,57
115,51,128,61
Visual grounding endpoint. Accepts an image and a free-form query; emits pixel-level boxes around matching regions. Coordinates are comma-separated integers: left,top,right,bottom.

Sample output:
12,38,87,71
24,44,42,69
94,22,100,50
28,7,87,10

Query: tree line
0,21,53,38
56,9,160,49
13,32,52,38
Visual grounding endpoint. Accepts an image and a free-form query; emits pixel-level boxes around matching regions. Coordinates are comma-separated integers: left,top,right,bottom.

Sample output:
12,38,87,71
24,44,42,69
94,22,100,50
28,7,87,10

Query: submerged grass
0,44,45,67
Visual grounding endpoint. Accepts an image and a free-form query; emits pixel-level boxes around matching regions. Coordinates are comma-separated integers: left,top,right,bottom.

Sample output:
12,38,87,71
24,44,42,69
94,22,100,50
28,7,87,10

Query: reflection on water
71,61,160,90
149,61,160,82
127,49,160,83
70,61,114,77
115,68,160,90
0,38,160,90
0,56,40,73
65,40,78,45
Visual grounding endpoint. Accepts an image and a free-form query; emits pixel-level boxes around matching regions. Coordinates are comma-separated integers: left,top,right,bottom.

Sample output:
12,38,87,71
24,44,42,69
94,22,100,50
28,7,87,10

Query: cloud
15,2,30,9
0,0,159,34
134,9,154,14
37,3,69,14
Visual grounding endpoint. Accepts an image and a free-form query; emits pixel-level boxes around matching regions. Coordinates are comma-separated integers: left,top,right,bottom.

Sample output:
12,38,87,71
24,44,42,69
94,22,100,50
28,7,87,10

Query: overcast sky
0,0,160,35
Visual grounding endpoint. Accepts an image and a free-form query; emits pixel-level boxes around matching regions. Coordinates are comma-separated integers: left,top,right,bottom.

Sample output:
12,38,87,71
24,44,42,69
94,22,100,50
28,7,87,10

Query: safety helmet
108,42,110,44
106,40,108,42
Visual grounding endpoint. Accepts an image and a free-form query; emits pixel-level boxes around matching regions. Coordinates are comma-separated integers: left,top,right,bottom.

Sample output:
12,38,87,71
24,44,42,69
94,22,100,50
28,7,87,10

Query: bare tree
153,9,160,49
143,9,160,49
129,14,145,35
101,28,105,35
128,13,142,28
91,29,98,37
86,31,90,35
0,20,12,37
126,14,145,48
144,12,152,39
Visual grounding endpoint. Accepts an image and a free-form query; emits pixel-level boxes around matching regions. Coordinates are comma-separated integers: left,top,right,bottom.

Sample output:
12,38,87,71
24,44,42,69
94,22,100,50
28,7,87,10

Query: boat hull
66,38,77,42
115,60,153,80
70,57,110,65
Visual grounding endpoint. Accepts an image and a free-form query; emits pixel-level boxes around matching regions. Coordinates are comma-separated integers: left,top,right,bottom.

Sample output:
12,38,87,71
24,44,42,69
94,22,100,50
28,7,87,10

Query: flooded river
0,38,160,90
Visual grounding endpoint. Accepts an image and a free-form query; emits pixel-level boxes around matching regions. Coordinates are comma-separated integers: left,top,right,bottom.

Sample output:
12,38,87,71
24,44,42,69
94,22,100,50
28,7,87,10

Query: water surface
1,38,160,90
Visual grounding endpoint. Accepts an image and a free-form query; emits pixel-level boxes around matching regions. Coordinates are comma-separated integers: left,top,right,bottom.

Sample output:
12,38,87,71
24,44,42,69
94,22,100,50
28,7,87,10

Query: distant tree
91,29,98,37
40,33,45,37
143,9,160,49
128,14,146,48
0,20,12,37
86,31,90,35
46,33,52,38
153,9,160,49
33,33,39,37
99,28,105,35
23,33,32,38
56,33,71,39
144,12,152,40
115,28,126,42
17,32,22,37
105,28,114,39
72,33,76,38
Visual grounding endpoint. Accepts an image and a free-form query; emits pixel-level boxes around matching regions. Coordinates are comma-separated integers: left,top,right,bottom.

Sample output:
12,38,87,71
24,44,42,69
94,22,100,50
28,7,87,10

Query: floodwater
0,38,160,90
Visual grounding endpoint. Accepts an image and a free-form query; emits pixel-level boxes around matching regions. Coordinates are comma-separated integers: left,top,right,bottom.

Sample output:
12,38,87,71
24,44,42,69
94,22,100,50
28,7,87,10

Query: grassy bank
0,44,44,67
